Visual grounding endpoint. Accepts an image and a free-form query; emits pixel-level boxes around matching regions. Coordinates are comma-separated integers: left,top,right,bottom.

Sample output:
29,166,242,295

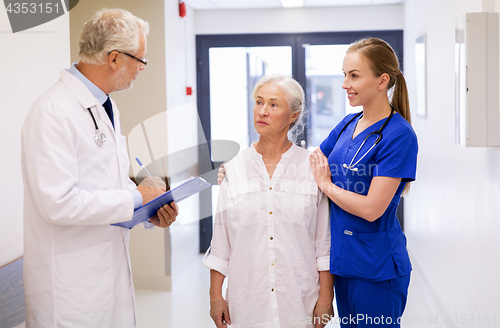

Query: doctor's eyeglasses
109,50,148,67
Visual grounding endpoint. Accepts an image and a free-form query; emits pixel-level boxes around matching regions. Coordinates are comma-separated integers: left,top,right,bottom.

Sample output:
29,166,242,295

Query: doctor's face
253,83,297,139
341,51,382,108
111,33,147,92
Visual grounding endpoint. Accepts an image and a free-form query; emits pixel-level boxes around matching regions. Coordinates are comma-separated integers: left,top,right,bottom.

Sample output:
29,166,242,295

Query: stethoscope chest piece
87,107,107,147
94,130,107,147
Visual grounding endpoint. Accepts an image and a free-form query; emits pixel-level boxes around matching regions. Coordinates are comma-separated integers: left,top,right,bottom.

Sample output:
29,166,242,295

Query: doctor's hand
137,184,165,205
149,201,179,228
210,296,231,328
138,176,166,191
310,152,332,192
217,163,226,186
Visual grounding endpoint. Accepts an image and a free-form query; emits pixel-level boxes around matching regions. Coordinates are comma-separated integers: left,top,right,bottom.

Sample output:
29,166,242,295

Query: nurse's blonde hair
79,8,149,65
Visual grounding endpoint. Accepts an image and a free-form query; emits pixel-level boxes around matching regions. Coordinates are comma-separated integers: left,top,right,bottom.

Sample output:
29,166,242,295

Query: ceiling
186,0,403,10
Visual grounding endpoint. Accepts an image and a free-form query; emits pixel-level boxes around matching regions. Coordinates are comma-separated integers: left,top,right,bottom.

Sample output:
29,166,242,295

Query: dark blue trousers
334,273,411,328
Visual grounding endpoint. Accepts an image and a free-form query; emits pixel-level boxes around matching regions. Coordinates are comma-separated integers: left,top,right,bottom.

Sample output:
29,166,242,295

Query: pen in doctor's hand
135,158,152,177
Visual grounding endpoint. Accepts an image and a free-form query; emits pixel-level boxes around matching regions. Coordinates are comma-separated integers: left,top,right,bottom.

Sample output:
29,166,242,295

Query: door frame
196,30,404,253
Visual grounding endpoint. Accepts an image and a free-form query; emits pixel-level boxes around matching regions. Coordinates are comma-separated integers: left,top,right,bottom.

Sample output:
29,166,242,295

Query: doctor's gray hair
252,75,306,139
79,9,149,65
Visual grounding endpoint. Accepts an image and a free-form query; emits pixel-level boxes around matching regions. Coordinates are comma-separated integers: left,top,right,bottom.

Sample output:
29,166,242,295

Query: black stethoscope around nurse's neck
337,107,395,172
87,107,107,147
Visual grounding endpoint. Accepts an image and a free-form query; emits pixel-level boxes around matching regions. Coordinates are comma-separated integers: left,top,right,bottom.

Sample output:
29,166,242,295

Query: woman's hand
313,296,334,328
310,152,332,192
217,163,226,185
210,297,231,328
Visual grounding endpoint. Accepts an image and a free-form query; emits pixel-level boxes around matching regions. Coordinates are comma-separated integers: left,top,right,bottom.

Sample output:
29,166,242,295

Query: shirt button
270,237,273,240
269,211,273,215
271,288,274,292
271,263,274,266
269,187,272,190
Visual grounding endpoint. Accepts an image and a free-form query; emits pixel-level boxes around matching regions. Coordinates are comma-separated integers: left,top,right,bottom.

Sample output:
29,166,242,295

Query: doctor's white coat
21,70,139,327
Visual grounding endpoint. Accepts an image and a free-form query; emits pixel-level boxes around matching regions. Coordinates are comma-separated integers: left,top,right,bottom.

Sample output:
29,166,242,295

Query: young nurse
310,38,418,327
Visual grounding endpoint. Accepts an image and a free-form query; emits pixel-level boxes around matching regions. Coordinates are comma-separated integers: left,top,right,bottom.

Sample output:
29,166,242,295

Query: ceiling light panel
305,0,371,6
370,0,403,4
186,0,402,10
281,0,304,7
213,0,283,9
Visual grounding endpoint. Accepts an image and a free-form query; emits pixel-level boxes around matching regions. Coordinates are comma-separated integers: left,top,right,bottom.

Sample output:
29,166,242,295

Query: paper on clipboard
112,176,211,229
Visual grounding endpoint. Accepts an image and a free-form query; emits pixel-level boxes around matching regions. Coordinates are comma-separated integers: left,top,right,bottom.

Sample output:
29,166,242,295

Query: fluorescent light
280,0,304,8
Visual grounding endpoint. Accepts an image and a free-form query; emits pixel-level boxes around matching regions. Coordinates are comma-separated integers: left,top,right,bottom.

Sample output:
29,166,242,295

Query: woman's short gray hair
79,8,150,65
251,75,306,138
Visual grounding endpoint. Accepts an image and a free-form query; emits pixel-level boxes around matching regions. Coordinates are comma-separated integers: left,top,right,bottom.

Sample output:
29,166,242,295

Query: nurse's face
341,51,382,108
111,33,147,92
253,83,298,138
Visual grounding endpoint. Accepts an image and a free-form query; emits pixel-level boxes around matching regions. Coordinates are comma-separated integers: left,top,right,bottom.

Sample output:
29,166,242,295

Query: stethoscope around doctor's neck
87,107,107,147
337,106,395,172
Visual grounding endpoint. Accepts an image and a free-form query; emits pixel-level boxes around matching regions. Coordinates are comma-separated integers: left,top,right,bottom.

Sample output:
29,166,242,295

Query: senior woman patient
203,75,334,328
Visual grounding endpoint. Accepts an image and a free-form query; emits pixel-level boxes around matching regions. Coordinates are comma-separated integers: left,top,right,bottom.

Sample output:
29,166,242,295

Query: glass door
304,44,354,150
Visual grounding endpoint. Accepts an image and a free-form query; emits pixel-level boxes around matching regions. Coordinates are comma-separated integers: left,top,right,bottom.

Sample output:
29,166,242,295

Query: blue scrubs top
320,111,418,282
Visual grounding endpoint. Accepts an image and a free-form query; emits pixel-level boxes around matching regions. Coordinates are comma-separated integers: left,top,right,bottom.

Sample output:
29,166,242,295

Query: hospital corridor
1,0,499,327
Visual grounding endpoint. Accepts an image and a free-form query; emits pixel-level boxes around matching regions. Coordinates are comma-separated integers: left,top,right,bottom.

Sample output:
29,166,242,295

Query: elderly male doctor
21,9,178,328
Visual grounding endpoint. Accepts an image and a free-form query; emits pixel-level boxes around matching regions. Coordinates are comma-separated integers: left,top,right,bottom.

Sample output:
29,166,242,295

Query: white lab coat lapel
60,69,117,143
59,69,133,191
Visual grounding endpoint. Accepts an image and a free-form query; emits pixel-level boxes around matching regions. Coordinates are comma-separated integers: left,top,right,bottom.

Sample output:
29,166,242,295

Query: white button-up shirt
203,143,330,328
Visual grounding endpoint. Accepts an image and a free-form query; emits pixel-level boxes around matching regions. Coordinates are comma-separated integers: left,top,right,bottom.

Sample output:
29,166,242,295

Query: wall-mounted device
455,12,499,147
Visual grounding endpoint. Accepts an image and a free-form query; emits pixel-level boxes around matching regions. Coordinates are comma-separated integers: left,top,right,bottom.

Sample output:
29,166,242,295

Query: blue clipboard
112,177,211,229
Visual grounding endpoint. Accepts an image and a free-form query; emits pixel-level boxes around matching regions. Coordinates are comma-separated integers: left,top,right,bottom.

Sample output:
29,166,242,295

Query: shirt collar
249,141,297,159
67,63,108,105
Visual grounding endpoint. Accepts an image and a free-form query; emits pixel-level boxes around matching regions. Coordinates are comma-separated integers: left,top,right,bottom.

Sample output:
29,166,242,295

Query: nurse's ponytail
392,71,411,125
347,38,412,194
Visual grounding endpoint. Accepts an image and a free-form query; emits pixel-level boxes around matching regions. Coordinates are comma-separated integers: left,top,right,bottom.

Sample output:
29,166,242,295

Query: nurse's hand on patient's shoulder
310,152,331,192
210,296,231,328
138,176,166,191
217,163,226,186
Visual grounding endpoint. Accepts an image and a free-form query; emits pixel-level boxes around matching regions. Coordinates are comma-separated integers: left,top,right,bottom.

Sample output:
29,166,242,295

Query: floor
135,254,214,328
134,254,435,328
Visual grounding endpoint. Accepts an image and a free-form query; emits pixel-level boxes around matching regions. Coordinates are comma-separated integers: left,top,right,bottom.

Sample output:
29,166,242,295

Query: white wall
403,0,500,324
194,4,404,35
0,9,70,267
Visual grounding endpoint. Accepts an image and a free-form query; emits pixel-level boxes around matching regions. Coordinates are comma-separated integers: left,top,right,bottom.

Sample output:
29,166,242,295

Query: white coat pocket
54,240,113,317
